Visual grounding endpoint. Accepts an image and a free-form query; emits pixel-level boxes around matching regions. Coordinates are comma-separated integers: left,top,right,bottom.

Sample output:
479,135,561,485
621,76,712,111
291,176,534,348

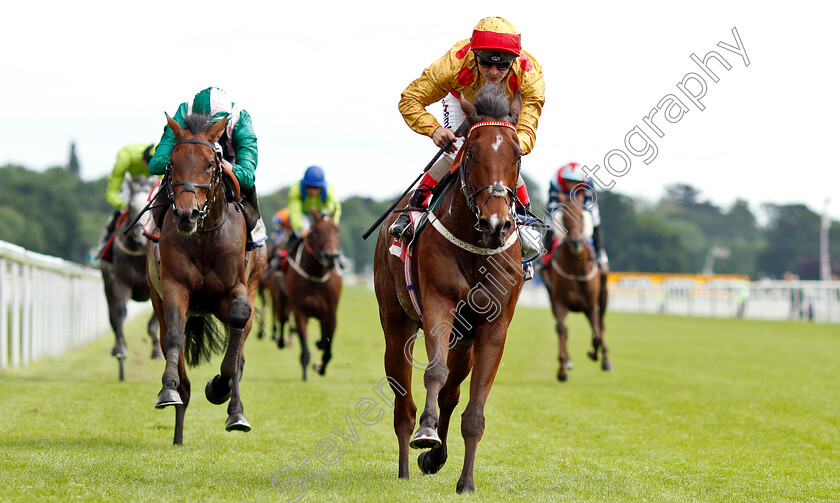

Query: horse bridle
165,138,223,227
458,121,522,229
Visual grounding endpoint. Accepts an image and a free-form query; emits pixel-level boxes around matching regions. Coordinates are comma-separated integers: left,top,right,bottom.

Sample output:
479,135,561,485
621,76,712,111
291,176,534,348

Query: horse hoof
418,450,446,474
315,339,327,351
602,361,612,371
155,388,182,409
587,351,598,361
565,360,574,370
111,347,127,358
410,426,441,450
312,363,326,376
225,413,251,432
205,376,232,405
557,372,568,382
456,478,475,494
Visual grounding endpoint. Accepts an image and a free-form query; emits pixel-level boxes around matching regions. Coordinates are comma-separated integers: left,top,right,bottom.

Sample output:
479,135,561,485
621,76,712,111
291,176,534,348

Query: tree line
1,163,837,280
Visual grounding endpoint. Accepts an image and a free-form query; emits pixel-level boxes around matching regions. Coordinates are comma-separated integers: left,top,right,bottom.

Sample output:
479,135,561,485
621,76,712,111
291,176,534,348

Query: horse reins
288,235,337,284
166,138,224,229
458,121,522,229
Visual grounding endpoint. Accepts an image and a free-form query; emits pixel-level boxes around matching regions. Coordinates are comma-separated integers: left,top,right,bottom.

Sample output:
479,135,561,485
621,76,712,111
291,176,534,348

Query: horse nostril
478,218,493,234
190,209,200,222
501,220,512,235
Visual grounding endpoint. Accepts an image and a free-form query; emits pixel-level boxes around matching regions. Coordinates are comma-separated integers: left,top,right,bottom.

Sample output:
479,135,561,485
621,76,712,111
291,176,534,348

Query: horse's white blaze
489,214,500,229
492,134,503,151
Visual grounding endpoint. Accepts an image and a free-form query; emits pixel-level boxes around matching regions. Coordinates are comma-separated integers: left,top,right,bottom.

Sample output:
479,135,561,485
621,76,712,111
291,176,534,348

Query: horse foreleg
155,285,188,409
553,303,571,382
294,309,310,381
419,344,473,476
410,304,455,451
104,277,130,362
313,314,336,376
457,328,506,494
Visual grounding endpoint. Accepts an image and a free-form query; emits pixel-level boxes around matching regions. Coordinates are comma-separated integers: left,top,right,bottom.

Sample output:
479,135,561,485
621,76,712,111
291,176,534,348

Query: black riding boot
592,225,609,268
151,188,171,230
388,185,432,242
241,186,266,249
96,209,121,259
542,229,555,256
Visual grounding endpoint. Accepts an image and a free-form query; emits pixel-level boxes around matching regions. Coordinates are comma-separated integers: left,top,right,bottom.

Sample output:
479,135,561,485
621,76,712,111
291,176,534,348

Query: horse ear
459,93,479,124
509,92,522,125
330,208,336,220
166,113,187,140
206,116,229,142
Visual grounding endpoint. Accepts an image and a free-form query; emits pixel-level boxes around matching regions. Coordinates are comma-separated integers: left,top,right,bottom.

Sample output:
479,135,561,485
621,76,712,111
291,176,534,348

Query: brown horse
540,191,610,381
146,113,266,445
101,175,163,381
277,209,342,381
374,86,526,493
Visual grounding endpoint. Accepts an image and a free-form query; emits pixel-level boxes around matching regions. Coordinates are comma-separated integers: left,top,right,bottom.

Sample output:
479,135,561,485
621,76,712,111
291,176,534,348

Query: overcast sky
3,1,838,221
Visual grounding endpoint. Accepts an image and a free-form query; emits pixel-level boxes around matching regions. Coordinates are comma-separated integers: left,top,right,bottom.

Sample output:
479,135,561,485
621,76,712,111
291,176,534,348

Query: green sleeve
326,184,342,224
288,181,304,232
106,147,132,209
148,102,189,175
230,110,258,190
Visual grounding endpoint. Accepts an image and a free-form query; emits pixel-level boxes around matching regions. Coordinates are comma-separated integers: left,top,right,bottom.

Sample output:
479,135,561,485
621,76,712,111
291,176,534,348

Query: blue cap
302,166,326,188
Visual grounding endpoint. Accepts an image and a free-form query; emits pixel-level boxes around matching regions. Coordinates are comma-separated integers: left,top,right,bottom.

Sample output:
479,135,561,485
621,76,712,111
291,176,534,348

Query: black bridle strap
168,137,223,226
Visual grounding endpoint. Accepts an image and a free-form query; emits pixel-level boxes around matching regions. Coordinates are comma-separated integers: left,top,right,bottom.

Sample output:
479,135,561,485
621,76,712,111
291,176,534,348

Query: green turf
1,285,838,502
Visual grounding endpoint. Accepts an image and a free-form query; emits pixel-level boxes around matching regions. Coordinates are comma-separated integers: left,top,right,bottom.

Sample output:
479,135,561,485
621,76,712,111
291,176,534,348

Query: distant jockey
546,162,609,269
286,165,342,249
96,143,157,260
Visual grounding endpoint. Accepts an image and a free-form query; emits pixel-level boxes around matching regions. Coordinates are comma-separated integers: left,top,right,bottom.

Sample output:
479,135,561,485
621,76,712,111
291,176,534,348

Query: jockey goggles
474,50,517,70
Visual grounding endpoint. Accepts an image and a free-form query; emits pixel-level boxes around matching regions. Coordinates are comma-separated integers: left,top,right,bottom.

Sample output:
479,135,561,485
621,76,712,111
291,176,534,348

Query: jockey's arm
287,182,304,233
106,147,132,210
514,53,545,156
326,185,342,224
230,110,258,190
398,49,460,141
148,102,190,177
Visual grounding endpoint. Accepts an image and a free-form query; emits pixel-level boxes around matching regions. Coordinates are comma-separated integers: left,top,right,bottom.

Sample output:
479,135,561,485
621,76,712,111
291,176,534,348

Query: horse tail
184,316,226,367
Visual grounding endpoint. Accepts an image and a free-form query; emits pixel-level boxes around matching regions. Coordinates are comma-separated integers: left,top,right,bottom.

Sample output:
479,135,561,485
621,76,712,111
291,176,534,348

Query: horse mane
182,113,214,134
473,84,515,124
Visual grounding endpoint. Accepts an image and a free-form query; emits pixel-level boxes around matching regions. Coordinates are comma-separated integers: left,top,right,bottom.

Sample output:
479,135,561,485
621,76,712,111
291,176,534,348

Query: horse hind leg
173,356,191,445
148,313,163,360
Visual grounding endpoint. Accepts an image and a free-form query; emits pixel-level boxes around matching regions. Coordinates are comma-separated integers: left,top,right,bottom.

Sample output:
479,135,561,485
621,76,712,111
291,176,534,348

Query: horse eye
207,161,214,170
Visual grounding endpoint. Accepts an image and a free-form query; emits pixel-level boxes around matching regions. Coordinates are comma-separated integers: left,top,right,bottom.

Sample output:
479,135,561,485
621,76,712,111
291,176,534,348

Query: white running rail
0,240,111,369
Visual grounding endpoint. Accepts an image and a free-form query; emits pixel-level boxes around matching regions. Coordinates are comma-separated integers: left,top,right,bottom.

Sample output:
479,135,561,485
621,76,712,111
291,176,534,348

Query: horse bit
165,138,223,227
458,121,522,230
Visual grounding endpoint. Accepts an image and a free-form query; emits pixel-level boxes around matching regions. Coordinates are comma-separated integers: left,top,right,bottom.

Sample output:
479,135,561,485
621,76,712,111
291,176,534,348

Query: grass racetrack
2,285,838,502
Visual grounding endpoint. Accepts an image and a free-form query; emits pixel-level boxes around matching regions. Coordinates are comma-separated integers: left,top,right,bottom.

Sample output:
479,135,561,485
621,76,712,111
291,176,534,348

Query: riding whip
362,121,468,240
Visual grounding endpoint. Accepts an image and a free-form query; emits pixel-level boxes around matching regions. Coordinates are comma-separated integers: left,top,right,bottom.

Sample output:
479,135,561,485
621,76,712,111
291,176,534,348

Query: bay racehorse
278,209,342,381
540,191,610,381
100,175,162,381
146,113,267,445
374,85,526,493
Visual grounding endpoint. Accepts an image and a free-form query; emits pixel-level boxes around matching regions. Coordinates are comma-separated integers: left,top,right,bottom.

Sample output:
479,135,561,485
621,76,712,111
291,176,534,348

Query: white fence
519,279,840,324
0,240,112,369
